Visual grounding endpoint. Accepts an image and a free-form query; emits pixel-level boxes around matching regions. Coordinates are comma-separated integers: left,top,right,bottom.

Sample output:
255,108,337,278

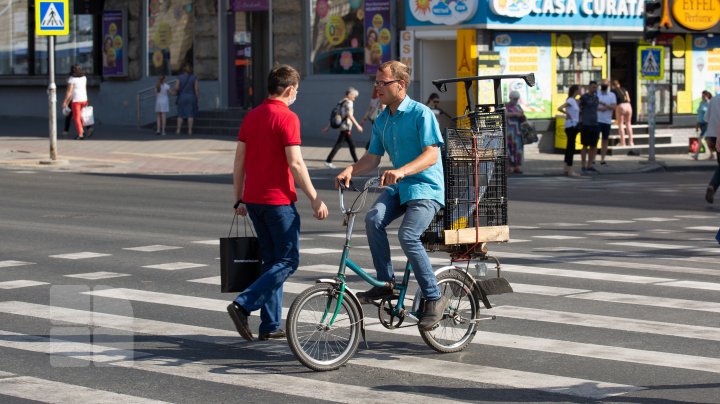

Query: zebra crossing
1,216,719,402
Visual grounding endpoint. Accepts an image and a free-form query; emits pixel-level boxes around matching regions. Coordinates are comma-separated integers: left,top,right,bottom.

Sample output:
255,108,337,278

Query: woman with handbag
505,90,526,174
61,64,93,140
557,85,581,177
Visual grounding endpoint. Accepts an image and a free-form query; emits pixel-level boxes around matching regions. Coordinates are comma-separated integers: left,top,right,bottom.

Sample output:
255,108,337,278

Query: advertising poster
147,0,194,76
102,10,127,77
493,32,551,119
364,0,391,75
692,35,720,111
477,51,502,106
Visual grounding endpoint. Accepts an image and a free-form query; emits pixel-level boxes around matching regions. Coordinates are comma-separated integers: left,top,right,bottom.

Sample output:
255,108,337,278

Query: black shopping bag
220,214,262,293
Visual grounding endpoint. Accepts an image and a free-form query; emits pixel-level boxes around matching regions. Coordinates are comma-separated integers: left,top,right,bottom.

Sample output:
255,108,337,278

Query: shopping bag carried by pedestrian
520,121,538,144
80,105,94,126
219,213,262,293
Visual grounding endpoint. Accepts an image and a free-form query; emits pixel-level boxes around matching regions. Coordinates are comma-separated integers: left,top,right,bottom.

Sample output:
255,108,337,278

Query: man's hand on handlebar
335,167,354,189
380,169,404,186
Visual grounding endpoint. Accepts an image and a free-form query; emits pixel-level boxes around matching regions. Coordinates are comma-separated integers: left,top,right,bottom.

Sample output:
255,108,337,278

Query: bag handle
228,213,257,238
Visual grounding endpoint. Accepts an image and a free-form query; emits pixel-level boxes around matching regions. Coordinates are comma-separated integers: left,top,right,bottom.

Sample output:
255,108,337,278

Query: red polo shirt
238,98,301,205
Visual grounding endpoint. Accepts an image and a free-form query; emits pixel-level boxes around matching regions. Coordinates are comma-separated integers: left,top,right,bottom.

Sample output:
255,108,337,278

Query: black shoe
356,284,395,304
227,303,253,341
418,296,449,331
85,126,94,138
258,329,286,341
600,161,607,165
706,186,715,204
587,166,598,172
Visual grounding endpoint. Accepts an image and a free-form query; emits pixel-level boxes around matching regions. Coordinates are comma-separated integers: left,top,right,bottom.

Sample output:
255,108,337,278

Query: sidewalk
0,116,717,176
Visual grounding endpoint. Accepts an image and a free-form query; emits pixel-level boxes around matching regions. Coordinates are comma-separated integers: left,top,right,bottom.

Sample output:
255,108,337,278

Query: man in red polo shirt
227,65,328,342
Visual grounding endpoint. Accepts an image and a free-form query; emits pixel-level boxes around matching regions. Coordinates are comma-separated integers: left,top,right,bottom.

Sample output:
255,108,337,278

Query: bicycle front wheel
420,269,479,353
286,284,362,371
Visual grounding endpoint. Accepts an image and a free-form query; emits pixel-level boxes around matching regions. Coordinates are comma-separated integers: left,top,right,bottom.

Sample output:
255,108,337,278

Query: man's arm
232,141,247,215
336,152,382,188
285,145,328,219
382,145,438,186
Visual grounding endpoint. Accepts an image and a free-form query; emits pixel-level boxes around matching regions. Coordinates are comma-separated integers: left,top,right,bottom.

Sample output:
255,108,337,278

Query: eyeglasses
374,79,400,87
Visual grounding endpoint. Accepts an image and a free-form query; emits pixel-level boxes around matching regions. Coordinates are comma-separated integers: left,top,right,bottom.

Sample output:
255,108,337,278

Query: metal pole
48,35,58,160
647,39,656,162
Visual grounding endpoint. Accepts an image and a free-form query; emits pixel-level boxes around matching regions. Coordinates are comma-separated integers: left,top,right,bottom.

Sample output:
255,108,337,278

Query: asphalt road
1,168,719,403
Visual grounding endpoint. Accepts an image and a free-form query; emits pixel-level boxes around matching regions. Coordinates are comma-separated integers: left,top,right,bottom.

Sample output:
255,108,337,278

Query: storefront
404,0,716,129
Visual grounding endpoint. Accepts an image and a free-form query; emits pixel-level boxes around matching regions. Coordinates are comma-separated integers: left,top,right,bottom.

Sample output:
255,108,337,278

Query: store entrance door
610,42,638,123
226,10,269,109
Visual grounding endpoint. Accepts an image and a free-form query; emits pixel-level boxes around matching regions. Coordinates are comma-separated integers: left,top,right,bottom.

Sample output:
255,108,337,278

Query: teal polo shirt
368,96,445,206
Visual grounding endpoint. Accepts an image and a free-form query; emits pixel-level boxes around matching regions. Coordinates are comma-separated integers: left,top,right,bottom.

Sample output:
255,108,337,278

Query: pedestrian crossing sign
638,46,664,81
35,0,69,36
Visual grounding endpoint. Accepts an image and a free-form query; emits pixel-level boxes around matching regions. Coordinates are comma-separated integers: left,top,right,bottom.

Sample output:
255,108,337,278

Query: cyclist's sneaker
356,285,395,304
418,296,449,331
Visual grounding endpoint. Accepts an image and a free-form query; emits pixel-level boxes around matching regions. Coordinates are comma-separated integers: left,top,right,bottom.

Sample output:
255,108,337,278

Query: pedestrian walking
359,86,385,150
693,91,713,160
175,64,199,135
505,90,526,174
703,92,720,204
612,80,634,146
61,64,93,140
323,87,363,168
557,84,581,177
579,80,600,173
61,67,74,137
334,60,449,331
228,64,329,342
155,75,171,135
597,79,617,165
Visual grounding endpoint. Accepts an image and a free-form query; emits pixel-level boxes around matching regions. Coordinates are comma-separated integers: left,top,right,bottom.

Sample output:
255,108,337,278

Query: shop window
555,34,603,96
0,1,98,76
147,0,194,76
309,0,365,74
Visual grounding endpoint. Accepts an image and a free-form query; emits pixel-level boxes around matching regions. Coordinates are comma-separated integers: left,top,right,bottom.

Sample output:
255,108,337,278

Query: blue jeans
235,203,300,335
365,191,442,300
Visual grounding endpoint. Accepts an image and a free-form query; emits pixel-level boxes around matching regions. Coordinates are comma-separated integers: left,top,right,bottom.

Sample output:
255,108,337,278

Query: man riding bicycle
335,60,447,331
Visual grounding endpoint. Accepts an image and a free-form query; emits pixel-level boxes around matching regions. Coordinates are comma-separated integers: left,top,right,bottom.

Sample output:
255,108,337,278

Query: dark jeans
235,203,300,334
710,151,720,191
326,130,358,163
564,126,579,166
64,113,73,132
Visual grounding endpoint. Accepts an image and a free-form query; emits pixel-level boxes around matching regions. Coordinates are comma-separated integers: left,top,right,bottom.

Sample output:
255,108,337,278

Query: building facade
1,0,718,136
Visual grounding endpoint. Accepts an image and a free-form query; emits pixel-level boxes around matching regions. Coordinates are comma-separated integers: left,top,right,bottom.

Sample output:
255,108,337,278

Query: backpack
329,100,348,129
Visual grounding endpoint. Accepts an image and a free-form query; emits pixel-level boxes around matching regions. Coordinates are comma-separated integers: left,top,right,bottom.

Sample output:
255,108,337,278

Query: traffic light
643,0,662,42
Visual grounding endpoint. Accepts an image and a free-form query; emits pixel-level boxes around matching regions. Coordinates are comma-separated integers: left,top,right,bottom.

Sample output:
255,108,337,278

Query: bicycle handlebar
338,176,382,214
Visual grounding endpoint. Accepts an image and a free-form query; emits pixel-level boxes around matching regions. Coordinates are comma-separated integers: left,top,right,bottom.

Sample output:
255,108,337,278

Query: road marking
141,262,207,270
587,219,635,224
506,238,531,243
608,242,690,250
191,239,218,245
0,374,170,403
123,245,183,252
0,261,35,268
571,259,720,277
634,217,678,222
502,264,675,284
655,280,720,291
0,305,641,400
510,225,540,230
684,226,719,231
510,283,589,296
532,235,586,240
0,280,48,289
188,276,310,295
0,329,463,404
585,232,638,237
537,223,588,227
298,264,338,274
319,233,366,238
65,272,131,280
299,248,341,254
489,306,720,341
49,252,111,260
675,214,719,219
569,291,720,313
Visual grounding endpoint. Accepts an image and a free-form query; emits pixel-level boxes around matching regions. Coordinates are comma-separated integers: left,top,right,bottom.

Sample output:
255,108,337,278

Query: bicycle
286,176,499,371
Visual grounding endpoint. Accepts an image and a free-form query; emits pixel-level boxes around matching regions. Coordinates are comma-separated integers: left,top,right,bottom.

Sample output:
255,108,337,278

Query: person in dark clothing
323,87,363,168
579,81,600,173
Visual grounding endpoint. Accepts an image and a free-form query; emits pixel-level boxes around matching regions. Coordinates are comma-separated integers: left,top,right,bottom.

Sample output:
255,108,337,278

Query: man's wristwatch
233,199,243,209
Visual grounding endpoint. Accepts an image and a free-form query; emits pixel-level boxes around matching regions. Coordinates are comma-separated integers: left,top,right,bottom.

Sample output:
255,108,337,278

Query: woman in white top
61,64,90,140
155,75,171,135
557,85,581,176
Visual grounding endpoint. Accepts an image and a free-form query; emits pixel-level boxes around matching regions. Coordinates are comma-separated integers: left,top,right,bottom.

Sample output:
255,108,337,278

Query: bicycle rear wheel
420,269,479,353
286,284,362,371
